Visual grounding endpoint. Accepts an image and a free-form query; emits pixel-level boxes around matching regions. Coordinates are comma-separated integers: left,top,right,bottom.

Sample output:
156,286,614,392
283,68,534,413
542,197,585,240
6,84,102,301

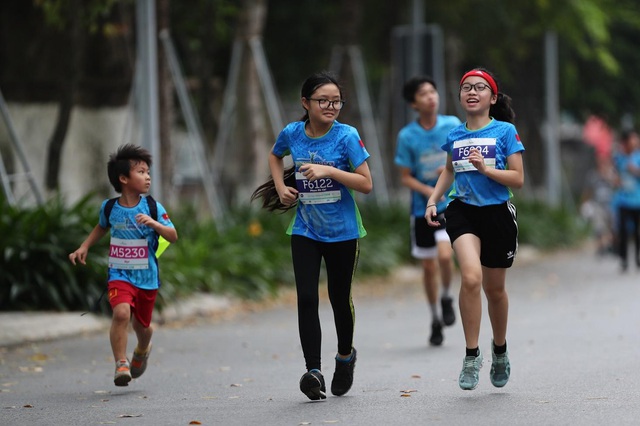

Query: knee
111,304,131,324
460,271,482,294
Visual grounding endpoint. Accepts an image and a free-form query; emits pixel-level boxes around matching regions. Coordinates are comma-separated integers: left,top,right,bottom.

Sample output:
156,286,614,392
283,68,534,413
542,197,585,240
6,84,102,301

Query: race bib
295,172,341,204
109,237,149,270
451,138,496,173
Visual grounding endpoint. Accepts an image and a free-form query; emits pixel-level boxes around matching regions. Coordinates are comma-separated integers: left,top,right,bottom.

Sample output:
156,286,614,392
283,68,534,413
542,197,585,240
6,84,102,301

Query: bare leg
482,267,508,346
132,316,153,353
110,303,131,361
452,234,483,349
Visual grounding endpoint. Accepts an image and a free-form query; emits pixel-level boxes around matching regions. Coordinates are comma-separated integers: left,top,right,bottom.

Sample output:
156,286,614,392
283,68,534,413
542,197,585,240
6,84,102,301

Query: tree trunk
45,0,82,191
157,0,175,206
226,0,269,205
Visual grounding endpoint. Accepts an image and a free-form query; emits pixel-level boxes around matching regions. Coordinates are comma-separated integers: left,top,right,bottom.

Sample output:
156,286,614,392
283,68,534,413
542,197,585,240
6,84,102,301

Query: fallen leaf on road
29,353,49,362
117,414,142,418
189,421,202,425
411,374,421,379
400,393,412,397
23,404,34,408
230,383,242,387
400,389,417,393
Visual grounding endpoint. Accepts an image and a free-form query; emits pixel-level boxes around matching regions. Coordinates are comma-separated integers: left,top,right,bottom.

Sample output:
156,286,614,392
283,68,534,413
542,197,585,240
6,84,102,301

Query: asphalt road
1,245,639,426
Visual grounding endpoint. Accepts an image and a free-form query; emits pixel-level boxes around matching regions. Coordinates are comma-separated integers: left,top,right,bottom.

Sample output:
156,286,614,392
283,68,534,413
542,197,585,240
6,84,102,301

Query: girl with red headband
425,67,525,390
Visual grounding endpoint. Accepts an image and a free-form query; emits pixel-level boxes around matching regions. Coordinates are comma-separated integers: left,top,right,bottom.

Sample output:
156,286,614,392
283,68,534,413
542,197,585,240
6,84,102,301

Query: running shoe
299,369,326,400
130,343,152,379
458,351,483,390
490,341,511,388
429,320,444,346
331,348,357,396
441,296,456,326
114,359,131,387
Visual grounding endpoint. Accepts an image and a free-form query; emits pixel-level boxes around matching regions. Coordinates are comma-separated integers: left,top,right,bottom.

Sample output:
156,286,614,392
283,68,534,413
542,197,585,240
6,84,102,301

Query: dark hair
107,144,152,193
299,71,344,122
251,72,344,212
402,75,437,103
462,67,516,124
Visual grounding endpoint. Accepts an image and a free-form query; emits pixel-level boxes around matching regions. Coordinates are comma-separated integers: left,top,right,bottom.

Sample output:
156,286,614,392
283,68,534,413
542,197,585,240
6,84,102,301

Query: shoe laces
462,356,479,372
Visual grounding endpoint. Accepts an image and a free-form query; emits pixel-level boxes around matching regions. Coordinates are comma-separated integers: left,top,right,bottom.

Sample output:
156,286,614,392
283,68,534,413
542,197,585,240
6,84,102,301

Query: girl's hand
299,163,331,181
468,147,486,173
277,185,299,206
425,205,440,227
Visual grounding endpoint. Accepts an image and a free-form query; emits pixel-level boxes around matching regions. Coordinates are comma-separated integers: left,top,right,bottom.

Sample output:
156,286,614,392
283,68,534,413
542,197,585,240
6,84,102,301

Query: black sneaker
331,348,357,396
429,320,443,346
299,369,326,400
441,296,456,326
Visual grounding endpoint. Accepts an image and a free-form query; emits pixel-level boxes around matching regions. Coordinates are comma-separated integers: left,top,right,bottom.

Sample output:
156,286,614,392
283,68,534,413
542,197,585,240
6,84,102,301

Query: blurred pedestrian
394,75,460,346
612,129,640,271
251,71,372,400
69,144,178,386
425,68,524,390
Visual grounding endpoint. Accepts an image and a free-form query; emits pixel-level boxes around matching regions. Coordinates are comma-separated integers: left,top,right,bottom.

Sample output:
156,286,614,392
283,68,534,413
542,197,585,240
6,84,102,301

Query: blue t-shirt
444,119,525,206
613,150,640,209
98,196,174,290
272,120,370,242
395,115,461,216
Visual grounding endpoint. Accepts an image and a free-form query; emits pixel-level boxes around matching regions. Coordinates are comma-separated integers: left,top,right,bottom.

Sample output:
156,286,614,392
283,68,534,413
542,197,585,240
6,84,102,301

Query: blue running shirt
395,115,461,216
98,196,174,289
444,119,525,206
272,120,370,242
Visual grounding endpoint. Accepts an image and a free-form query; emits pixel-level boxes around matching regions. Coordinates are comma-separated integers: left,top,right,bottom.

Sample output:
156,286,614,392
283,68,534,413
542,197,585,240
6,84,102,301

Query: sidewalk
0,293,233,348
0,245,543,348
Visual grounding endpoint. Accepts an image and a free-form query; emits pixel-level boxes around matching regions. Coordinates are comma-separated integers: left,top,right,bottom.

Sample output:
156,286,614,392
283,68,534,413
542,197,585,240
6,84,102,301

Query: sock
441,286,451,298
336,350,353,362
134,345,150,356
466,347,480,357
493,341,507,355
429,302,439,321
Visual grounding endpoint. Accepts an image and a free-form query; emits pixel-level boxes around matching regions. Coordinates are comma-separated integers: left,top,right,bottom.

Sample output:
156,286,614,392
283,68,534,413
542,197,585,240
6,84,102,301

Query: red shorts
107,280,157,328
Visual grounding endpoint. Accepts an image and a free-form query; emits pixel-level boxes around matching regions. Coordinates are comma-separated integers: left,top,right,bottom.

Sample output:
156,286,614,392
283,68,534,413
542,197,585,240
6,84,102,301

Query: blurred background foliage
0,0,619,311
0,192,588,312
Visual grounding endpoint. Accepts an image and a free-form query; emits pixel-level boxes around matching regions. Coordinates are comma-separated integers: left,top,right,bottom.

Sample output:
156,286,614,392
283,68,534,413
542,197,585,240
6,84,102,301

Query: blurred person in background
612,128,640,272
394,75,460,346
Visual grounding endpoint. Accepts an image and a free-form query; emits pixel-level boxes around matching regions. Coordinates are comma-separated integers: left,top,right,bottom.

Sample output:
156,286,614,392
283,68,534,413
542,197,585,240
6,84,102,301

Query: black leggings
291,235,359,372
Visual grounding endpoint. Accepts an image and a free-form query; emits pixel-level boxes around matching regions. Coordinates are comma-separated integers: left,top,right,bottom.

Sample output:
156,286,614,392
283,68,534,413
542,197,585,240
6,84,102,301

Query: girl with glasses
252,71,372,400
425,67,525,391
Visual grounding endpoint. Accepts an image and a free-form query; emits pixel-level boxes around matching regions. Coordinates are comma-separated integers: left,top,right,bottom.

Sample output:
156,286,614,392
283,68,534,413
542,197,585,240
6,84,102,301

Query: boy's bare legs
422,258,443,345
132,316,153,353
437,239,455,325
110,303,131,361
110,303,132,386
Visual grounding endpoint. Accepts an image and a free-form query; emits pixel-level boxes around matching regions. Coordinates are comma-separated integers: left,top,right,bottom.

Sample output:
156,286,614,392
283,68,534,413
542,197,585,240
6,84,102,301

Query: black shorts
445,199,518,268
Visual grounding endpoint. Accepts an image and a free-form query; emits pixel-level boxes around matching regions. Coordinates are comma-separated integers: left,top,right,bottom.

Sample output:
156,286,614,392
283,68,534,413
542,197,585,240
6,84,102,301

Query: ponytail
250,166,298,212
490,93,516,124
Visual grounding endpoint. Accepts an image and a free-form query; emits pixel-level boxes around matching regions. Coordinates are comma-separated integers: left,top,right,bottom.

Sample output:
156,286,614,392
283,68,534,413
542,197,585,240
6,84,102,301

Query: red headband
460,70,498,94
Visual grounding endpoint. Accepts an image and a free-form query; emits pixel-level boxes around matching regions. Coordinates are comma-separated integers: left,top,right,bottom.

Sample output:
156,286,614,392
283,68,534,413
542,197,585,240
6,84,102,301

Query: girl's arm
268,151,299,205
469,148,524,189
299,161,373,194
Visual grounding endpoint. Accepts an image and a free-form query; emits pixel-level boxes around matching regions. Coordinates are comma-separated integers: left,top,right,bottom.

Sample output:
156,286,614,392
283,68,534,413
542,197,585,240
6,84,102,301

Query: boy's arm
69,224,108,265
135,214,178,244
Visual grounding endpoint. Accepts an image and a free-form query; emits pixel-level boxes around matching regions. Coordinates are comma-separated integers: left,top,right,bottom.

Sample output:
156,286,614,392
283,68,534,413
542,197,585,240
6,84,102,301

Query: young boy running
69,144,177,386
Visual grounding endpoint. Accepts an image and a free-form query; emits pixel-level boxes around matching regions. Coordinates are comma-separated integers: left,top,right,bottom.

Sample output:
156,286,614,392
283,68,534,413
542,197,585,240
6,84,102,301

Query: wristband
426,203,437,208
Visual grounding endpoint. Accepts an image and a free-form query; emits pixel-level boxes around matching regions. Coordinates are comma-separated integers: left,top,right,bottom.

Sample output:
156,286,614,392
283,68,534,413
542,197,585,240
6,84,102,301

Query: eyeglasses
307,98,345,110
460,82,492,93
